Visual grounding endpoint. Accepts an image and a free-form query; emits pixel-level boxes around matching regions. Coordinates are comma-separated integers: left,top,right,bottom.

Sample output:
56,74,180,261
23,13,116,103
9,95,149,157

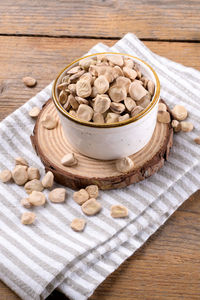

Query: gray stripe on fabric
0,146,110,250
0,264,36,300
0,130,40,169
146,175,168,190
166,65,200,88
0,244,46,290
108,190,142,215
65,277,91,297
122,187,150,207
0,224,58,276
149,202,166,216
170,150,195,167
158,167,181,182
138,182,160,198
92,263,111,277
0,155,121,252
177,176,196,196
154,197,174,211
187,172,200,187
0,191,69,264
0,135,123,239
175,137,200,158
0,180,84,258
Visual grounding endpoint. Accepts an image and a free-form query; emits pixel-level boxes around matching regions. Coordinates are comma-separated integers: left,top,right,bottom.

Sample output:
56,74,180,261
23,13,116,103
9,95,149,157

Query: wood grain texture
0,0,200,41
0,36,200,121
31,100,172,190
0,35,200,300
90,190,200,300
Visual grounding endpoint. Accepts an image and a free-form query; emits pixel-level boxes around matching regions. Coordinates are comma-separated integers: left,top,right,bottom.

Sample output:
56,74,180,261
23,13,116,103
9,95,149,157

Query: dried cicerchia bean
76,79,92,98
59,90,68,105
131,106,144,117
119,114,130,122
28,167,40,181
23,76,37,87
29,106,40,118
116,76,131,92
49,188,66,203
29,191,46,206
21,198,32,209
42,114,57,129
75,96,89,105
157,111,171,124
147,80,155,95
111,205,128,218
93,112,105,124
21,212,36,225
172,105,188,121
123,67,137,80
42,171,54,189
68,94,79,110
0,169,12,183
124,97,136,111
24,179,44,194
94,75,109,94
129,81,148,101
61,153,78,167
108,85,127,103
81,198,102,216
15,157,29,167
106,112,119,123
180,121,193,132
116,157,134,173
77,104,93,122
124,57,134,68
85,185,99,199
73,189,89,205
112,66,124,79
110,102,125,114
137,93,151,109
93,94,111,114
171,120,181,132
12,166,28,186
67,66,81,74
158,102,167,112
106,55,124,67
70,218,86,232
79,58,96,70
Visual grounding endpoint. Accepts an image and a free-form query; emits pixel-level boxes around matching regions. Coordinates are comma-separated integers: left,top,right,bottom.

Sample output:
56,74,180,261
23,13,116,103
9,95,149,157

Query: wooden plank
90,191,200,300
0,36,200,121
0,36,200,299
0,0,200,41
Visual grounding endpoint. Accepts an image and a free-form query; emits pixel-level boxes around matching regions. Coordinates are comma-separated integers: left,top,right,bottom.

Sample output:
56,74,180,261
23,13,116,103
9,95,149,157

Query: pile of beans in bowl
57,54,155,124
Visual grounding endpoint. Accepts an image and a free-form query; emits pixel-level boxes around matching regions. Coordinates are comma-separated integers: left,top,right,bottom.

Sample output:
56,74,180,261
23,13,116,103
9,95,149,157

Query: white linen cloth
0,33,200,300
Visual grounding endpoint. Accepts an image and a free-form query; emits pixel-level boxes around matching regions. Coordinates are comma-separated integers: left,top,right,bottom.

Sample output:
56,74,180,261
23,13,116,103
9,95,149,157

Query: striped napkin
0,33,200,300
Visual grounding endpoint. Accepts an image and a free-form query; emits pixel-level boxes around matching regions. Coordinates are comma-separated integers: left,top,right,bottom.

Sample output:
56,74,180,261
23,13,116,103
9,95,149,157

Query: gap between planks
0,33,200,43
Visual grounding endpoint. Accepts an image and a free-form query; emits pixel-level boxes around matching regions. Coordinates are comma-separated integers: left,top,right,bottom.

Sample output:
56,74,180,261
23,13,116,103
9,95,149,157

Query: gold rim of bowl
52,52,160,128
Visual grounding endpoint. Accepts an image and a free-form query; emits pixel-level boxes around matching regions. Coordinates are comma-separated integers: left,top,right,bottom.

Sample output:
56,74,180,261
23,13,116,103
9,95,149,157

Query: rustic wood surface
0,0,200,40
31,100,172,190
0,1,200,299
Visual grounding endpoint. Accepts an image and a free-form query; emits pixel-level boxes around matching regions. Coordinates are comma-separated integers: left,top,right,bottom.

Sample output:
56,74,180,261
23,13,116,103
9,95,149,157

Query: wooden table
0,1,200,299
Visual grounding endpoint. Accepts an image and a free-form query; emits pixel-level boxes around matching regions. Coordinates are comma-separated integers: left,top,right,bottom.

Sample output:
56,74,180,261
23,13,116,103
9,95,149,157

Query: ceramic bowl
52,52,160,160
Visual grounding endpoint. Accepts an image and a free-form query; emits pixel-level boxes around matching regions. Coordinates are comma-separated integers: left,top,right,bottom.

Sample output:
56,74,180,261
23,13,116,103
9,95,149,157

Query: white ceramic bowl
52,53,160,160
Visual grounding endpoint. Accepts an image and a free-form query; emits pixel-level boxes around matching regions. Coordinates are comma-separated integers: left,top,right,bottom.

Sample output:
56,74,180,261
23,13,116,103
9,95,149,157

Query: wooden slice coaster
31,99,173,190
